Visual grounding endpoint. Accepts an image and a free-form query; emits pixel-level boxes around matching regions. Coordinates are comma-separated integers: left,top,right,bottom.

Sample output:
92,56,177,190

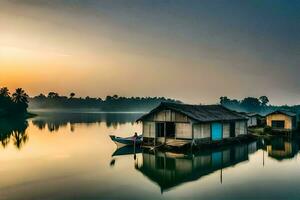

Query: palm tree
12,88,29,113
12,88,29,104
0,87,12,115
0,87,10,97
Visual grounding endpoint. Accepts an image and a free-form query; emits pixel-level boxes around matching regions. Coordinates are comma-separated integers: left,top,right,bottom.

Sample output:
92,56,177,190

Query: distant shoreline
29,109,147,114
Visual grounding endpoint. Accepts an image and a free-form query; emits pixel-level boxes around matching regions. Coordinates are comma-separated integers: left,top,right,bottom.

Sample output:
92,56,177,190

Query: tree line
29,92,182,112
220,96,300,114
0,87,29,118
2,86,299,115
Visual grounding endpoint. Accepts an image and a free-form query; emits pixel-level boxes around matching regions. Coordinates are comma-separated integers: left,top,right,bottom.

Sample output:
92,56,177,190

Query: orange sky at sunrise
1,0,300,105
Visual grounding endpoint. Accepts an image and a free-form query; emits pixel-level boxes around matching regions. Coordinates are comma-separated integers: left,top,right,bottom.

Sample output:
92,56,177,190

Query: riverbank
249,127,299,138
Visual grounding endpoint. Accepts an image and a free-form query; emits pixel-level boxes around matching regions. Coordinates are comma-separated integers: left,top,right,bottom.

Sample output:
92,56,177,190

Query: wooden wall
143,122,155,138
223,123,230,138
193,123,211,139
247,117,257,127
266,114,292,129
142,121,193,139
176,123,192,139
142,109,248,140
142,110,191,139
147,110,189,123
235,121,247,135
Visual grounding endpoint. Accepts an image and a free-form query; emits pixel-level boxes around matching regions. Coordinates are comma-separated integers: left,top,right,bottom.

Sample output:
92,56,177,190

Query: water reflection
264,136,299,161
109,135,300,193
112,146,143,157
0,112,143,150
0,119,29,149
134,142,256,192
2,112,300,199
31,112,143,132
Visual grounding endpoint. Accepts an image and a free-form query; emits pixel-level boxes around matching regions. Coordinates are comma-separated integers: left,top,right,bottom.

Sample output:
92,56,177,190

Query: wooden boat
109,135,142,148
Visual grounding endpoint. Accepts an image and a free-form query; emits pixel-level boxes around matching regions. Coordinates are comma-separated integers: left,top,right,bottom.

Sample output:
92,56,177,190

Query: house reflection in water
135,142,257,192
266,137,299,161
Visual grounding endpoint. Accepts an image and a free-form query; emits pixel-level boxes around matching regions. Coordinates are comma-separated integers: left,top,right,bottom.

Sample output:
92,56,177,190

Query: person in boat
133,132,138,140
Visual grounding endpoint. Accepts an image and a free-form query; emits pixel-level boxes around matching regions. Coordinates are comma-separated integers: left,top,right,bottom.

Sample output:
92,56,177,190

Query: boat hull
110,135,142,148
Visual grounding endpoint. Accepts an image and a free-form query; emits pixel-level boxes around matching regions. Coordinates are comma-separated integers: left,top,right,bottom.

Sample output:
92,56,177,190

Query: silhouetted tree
0,87,13,116
220,96,230,105
12,88,29,113
220,96,275,114
29,93,180,112
0,87,29,117
113,94,119,99
259,96,269,106
48,92,59,98
70,93,75,99
0,87,10,97
106,95,113,101
240,97,261,112
36,93,47,100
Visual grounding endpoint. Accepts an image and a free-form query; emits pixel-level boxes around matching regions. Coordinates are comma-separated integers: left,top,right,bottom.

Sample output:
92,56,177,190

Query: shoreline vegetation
30,92,300,115
29,92,181,112
220,96,300,115
2,87,300,120
0,87,35,119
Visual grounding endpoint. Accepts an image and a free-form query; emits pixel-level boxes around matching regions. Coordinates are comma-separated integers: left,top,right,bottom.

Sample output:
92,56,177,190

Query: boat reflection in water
112,145,143,157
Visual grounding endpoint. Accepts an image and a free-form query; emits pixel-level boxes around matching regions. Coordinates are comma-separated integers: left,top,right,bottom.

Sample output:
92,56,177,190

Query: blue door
212,123,222,141
212,152,222,168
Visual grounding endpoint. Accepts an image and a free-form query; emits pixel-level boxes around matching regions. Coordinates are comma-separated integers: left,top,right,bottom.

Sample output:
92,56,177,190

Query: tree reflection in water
0,118,29,150
31,112,143,132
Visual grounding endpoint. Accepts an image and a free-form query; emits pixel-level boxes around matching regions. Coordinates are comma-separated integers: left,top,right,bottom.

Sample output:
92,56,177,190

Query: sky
0,0,299,105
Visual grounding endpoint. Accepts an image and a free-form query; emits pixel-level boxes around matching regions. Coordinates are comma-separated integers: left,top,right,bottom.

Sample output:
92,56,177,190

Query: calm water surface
1,112,300,200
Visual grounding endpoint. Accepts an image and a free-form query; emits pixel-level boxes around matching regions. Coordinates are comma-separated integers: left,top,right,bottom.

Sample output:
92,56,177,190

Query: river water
1,112,300,200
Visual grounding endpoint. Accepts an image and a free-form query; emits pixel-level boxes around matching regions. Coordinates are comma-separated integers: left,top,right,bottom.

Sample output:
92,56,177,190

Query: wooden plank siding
223,123,230,138
266,114,293,130
176,123,192,139
143,122,155,138
235,121,247,136
142,109,248,141
193,124,211,139
146,110,189,123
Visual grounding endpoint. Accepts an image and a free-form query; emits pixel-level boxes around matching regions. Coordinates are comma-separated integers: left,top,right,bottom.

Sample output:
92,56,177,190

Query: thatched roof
266,110,296,117
138,102,247,122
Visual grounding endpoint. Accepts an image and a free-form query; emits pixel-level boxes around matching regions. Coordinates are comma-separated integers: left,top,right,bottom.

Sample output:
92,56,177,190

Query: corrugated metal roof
137,102,247,122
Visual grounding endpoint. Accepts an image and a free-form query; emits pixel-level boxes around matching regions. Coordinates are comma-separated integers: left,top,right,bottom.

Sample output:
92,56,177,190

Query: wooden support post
191,123,195,149
164,122,166,144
